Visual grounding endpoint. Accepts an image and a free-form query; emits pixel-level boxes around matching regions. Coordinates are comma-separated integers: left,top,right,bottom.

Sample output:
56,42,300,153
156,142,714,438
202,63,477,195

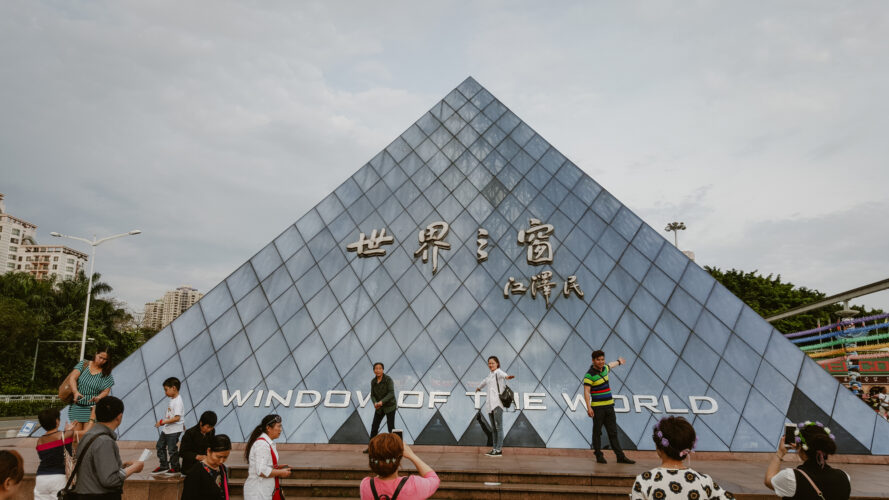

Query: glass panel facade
111,77,883,454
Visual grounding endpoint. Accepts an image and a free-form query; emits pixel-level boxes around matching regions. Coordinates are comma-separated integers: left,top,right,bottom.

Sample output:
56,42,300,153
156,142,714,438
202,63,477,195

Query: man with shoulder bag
58,396,144,500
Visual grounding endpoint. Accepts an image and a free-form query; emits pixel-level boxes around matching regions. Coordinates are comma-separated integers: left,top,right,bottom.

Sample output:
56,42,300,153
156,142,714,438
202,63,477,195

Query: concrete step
225,465,636,486
225,478,634,499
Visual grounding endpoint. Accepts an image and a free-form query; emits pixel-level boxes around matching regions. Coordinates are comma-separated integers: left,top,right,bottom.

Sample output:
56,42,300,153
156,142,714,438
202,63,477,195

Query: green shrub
0,399,65,418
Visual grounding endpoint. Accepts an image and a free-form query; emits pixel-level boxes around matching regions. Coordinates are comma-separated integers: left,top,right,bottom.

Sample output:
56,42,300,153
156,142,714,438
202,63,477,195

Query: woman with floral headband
765,421,851,500
360,433,439,500
631,416,734,500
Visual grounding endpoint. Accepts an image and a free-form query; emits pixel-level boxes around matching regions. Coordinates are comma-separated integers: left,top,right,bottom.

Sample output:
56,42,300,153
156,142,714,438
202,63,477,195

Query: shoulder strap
222,464,230,500
391,476,410,500
369,477,381,500
495,372,501,393
797,469,826,500
61,434,100,491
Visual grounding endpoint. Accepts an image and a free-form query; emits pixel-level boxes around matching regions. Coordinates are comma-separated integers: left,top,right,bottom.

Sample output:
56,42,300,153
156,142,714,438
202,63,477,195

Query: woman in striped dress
64,348,114,433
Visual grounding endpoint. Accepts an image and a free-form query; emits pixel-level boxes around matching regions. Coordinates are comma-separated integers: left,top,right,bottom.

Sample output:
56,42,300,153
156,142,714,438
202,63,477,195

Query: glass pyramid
112,77,888,454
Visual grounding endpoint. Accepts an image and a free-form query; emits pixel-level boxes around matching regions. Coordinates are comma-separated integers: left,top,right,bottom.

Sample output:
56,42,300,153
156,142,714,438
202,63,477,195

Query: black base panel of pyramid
329,409,371,444
503,412,546,448
787,388,868,454
414,409,458,445
458,412,494,447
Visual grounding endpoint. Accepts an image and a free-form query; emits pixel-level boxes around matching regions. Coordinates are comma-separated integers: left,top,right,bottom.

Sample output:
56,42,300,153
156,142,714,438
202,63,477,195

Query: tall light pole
664,222,686,249
50,230,141,360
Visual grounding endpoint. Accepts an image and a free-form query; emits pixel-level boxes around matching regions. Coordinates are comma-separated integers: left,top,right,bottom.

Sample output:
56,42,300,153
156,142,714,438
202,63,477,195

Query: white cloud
2,1,887,315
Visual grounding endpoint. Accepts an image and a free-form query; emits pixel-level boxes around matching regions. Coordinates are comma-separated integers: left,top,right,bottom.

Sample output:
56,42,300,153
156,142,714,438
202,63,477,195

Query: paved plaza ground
2,438,887,498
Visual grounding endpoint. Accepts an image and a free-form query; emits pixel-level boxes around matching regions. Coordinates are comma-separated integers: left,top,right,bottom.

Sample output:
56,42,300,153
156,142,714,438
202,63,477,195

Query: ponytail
244,414,281,460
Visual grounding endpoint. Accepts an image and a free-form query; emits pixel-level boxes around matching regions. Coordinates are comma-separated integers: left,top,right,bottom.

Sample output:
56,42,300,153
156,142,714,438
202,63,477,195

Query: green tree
0,271,147,393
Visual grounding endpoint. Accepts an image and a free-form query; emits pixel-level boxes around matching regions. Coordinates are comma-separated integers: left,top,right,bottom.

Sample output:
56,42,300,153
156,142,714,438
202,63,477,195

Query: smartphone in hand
784,424,796,446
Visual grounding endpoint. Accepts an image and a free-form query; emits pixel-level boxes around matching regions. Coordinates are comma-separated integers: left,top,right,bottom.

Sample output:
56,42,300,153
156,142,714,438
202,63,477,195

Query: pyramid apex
456,76,484,98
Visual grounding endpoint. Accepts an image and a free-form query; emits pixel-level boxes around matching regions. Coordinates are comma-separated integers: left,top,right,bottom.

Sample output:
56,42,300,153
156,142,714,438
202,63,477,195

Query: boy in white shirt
152,377,185,474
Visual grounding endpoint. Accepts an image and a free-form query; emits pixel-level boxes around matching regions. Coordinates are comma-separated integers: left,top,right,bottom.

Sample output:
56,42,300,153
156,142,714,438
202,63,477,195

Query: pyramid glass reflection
113,77,888,454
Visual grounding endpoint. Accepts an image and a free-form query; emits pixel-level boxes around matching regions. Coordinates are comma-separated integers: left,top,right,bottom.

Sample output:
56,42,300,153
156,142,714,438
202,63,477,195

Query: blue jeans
489,407,504,452
156,431,181,470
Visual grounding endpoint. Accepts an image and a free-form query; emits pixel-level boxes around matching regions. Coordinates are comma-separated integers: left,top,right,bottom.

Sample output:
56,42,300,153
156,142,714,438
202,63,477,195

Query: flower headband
793,421,834,451
654,419,697,458
369,457,398,464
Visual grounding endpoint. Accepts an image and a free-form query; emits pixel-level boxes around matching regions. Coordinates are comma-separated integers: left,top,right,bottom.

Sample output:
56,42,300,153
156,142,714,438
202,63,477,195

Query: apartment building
0,193,38,273
1,193,88,280
23,245,89,281
143,286,203,330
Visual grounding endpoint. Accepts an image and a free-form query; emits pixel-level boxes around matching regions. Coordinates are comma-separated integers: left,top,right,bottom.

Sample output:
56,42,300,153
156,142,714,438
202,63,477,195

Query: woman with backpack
360,433,439,500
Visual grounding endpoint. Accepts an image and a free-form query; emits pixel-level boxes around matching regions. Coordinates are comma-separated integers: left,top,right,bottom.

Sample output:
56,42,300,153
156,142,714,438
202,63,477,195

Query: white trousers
34,474,67,500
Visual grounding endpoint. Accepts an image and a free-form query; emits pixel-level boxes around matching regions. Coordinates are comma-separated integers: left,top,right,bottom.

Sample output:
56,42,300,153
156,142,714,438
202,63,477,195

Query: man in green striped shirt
583,349,635,464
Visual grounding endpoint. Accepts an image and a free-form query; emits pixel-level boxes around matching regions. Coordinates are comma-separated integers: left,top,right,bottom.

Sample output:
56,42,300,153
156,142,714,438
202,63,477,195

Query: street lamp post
32,338,94,381
664,222,686,249
50,230,141,360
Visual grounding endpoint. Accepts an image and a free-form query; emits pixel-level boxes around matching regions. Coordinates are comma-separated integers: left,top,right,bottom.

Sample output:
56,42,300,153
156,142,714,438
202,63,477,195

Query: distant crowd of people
0,347,858,500
864,386,888,420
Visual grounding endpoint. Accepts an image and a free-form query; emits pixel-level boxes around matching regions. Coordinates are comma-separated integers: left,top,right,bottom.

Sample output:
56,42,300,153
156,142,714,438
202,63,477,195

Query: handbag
57,434,99,500
59,360,85,405
60,433,74,478
495,372,514,408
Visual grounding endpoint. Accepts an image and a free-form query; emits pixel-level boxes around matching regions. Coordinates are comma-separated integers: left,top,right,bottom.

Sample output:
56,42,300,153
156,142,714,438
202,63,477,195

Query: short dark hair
95,396,124,423
373,362,384,370
163,377,181,390
0,450,24,487
208,434,232,453
487,356,500,368
199,410,218,427
38,408,61,431
591,350,605,360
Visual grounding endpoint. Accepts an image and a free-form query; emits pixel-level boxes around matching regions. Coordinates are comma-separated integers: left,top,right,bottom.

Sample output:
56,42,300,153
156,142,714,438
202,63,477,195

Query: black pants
592,405,624,456
370,410,395,438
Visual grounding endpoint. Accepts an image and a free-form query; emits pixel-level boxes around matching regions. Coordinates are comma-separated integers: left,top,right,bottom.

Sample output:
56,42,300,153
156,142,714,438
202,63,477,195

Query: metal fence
0,394,57,404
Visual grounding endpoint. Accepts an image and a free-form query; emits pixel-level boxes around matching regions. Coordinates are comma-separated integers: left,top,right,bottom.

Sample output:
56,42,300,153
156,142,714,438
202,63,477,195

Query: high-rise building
1,193,89,280
143,286,204,329
162,286,203,327
22,244,88,281
0,193,38,274
143,299,165,330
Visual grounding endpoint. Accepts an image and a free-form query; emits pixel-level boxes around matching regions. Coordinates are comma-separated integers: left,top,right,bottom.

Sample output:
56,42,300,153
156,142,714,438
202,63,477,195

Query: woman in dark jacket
181,434,232,500
180,411,217,474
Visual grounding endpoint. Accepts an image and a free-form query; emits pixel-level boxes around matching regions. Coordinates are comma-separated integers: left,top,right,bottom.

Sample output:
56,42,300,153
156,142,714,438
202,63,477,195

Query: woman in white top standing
243,414,291,500
475,356,514,457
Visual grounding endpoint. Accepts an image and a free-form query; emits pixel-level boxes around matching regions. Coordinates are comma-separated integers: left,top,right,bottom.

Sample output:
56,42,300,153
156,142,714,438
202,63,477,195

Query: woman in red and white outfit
243,414,291,500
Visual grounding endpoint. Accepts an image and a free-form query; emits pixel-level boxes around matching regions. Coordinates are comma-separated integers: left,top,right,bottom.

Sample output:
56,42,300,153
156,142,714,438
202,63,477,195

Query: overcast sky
2,1,888,317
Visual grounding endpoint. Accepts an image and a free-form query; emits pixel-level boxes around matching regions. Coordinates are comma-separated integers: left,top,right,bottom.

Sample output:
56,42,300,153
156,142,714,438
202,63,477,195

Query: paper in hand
138,449,151,462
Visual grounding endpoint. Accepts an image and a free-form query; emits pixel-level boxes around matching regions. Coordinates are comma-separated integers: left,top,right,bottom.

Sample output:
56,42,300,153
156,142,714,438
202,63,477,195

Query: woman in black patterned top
181,434,232,500
630,417,734,500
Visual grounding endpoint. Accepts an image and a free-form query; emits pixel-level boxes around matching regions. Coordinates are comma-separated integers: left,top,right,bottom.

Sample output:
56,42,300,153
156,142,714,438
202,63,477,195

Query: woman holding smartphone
475,356,514,457
360,433,439,500
243,415,291,500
